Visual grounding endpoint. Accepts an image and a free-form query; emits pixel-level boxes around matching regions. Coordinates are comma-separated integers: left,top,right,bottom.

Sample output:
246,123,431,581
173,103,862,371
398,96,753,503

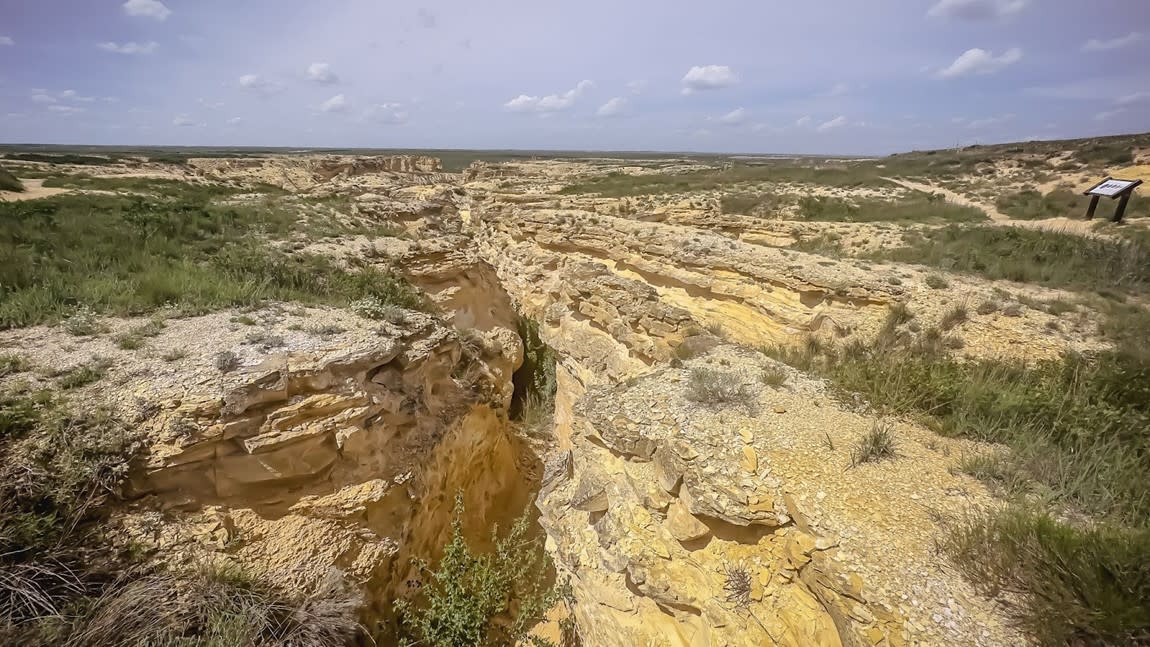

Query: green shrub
0,354,30,378
394,496,564,647
57,358,112,389
0,165,23,192
945,509,1150,645
924,273,949,289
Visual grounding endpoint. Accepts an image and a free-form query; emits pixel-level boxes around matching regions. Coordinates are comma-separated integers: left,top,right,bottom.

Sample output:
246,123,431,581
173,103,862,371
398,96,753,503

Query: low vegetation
996,188,1091,220
394,496,565,647
796,193,986,223
0,390,365,645
875,225,1150,294
685,367,755,405
0,188,423,329
765,300,1150,641
559,163,889,197
0,164,24,192
850,420,896,466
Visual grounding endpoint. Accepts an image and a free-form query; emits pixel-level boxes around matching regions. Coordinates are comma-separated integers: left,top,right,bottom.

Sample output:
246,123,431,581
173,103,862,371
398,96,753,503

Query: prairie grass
875,225,1150,293
763,299,1150,641
796,194,986,223
0,190,423,329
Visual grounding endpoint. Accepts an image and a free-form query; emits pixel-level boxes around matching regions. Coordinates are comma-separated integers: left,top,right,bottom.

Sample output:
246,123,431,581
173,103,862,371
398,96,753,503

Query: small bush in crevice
394,495,565,647
722,564,752,608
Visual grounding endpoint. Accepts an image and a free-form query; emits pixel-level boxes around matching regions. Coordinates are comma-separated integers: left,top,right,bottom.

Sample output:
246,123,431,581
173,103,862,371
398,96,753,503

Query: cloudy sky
1,0,1148,154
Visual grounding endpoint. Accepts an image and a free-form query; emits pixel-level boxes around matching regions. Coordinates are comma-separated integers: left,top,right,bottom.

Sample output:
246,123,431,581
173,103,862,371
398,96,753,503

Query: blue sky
1,0,1148,154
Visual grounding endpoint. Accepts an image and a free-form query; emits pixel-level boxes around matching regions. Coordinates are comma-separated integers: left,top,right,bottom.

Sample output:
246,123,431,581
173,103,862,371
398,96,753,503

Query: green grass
0,165,24,192
1,152,128,166
850,420,897,466
559,163,888,197
0,190,424,329
796,194,987,223
945,509,1150,645
720,192,786,216
997,188,1095,220
874,225,1150,293
394,495,564,647
764,301,1150,643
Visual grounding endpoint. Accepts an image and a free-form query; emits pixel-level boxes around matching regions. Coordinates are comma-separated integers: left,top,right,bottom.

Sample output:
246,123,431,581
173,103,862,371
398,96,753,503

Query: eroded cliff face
113,303,535,625
464,185,1026,646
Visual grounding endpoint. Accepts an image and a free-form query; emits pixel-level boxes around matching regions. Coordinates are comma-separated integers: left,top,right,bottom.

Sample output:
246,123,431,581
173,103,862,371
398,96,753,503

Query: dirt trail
887,177,1137,237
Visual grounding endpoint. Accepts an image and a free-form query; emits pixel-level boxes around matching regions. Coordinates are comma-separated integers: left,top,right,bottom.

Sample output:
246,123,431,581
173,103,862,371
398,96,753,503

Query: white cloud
306,62,338,84
238,74,282,94
172,114,203,127
596,97,627,118
47,105,84,115
1082,32,1144,52
626,80,647,95
31,93,56,104
937,47,1022,78
504,80,593,112
795,116,813,127
717,107,748,126
123,0,171,20
364,103,408,124
320,94,349,113
927,0,1027,21
227,117,243,125
98,41,158,55
198,98,225,109
0,36,13,46
681,65,737,94
816,116,848,132
1094,108,1125,122
1116,91,1150,105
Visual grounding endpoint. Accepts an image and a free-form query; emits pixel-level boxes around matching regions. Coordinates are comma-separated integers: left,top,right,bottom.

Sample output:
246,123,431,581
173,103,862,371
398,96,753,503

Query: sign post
1082,177,1143,223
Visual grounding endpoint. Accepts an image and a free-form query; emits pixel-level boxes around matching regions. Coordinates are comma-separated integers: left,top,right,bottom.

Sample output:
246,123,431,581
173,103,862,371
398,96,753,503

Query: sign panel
1086,178,1139,197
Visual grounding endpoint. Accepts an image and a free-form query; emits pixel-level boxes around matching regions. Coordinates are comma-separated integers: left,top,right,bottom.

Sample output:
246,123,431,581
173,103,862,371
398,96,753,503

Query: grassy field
0,181,421,329
872,225,1150,294
765,298,1150,643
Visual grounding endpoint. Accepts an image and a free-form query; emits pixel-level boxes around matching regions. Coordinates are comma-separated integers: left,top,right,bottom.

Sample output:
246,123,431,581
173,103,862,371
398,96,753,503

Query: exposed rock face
189,155,449,192
116,308,531,622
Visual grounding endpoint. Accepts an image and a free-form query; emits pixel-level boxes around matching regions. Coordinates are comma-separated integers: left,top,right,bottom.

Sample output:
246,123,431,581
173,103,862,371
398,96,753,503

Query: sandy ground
0,178,72,202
